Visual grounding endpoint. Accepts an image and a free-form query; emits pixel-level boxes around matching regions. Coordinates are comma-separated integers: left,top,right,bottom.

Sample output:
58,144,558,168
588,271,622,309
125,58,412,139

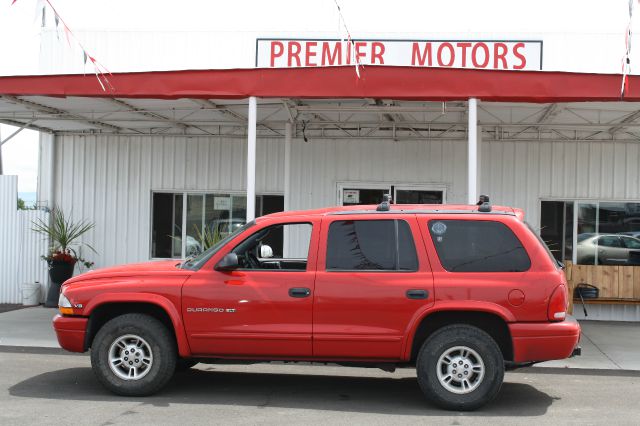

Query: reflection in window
541,200,640,266
151,192,283,259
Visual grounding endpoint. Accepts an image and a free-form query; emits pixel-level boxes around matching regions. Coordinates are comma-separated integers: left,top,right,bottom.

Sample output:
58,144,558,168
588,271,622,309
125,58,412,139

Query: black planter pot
44,260,76,308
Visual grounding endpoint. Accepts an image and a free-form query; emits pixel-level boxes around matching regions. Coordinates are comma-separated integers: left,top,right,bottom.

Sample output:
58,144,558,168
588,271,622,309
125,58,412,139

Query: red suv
53,198,580,410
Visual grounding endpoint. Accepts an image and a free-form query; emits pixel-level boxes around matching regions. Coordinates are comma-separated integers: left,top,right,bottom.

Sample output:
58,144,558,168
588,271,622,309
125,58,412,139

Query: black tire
416,324,504,411
90,313,177,396
175,358,198,371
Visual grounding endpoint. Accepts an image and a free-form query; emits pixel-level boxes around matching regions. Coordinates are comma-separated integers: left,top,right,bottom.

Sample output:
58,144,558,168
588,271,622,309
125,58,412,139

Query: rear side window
326,219,418,271
428,220,530,272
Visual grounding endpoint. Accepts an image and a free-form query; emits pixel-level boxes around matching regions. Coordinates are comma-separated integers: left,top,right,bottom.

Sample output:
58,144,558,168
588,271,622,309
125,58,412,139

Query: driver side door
182,217,319,358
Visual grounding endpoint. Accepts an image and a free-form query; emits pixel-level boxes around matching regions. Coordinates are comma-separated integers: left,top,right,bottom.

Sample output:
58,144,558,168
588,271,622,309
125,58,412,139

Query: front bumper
509,315,581,363
52,314,88,353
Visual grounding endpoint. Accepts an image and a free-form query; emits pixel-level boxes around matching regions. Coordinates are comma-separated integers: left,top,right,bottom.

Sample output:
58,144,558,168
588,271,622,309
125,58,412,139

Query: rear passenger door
313,215,434,360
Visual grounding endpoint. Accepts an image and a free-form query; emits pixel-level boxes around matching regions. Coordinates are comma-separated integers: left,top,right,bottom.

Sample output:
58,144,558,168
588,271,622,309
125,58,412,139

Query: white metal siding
573,303,640,322
33,30,627,76
0,176,19,303
481,139,640,229
0,176,49,303
42,134,640,269
18,210,50,302
288,137,469,211
50,135,284,268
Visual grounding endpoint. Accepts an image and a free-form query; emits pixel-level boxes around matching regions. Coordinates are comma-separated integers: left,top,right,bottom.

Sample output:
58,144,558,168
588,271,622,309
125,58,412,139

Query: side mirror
260,244,273,258
215,253,240,271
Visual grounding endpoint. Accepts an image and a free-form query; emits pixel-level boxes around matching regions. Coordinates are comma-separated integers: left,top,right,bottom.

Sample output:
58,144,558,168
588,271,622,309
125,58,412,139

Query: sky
0,0,636,194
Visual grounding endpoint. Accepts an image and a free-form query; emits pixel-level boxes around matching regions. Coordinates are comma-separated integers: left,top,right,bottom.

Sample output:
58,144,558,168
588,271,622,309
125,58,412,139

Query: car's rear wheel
416,324,504,411
91,313,176,396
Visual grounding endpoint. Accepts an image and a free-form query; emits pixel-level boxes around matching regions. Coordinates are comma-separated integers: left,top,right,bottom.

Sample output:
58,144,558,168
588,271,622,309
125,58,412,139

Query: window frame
427,218,532,273
149,190,283,260
539,198,640,265
324,218,420,273
229,221,314,272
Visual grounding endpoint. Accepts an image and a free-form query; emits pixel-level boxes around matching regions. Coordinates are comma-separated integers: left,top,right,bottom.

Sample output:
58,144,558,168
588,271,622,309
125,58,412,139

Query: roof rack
477,195,492,212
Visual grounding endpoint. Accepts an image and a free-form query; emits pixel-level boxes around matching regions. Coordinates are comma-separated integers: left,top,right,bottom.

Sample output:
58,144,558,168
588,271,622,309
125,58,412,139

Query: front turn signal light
58,293,74,315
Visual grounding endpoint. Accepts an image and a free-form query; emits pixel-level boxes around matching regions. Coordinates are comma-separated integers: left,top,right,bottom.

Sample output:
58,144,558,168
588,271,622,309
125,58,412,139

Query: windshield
180,220,255,271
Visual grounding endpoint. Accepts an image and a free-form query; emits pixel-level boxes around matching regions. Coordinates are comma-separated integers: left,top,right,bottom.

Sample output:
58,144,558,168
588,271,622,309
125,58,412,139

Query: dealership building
1,30,640,319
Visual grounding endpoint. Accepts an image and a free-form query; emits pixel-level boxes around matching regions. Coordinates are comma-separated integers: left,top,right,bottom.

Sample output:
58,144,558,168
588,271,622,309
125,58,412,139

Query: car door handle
406,289,429,300
289,287,311,298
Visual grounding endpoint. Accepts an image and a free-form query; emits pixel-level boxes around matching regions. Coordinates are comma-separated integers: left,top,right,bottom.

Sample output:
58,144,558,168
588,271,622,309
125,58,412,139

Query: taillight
548,284,568,321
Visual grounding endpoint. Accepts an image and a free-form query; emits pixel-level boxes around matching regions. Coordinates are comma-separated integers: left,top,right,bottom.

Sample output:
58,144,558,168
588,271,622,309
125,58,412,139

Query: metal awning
1,67,640,142
2,95,640,144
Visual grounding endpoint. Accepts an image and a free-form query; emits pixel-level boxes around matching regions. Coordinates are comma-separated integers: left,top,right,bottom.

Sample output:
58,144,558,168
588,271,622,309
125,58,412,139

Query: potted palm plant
32,209,96,307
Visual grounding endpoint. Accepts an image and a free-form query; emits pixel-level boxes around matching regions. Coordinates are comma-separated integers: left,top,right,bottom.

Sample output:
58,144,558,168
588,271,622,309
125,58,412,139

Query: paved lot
1,348,639,425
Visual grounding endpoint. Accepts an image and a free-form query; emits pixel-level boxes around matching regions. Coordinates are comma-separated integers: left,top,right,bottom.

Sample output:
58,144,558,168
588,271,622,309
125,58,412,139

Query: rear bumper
509,316,581,363
52,314,88,353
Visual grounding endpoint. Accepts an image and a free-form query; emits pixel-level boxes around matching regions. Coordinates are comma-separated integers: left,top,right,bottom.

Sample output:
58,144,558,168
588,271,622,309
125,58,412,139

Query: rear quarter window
428,219,531,272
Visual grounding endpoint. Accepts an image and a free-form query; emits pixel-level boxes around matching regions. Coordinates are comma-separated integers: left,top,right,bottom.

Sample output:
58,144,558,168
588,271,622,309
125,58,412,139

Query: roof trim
0,66,637,103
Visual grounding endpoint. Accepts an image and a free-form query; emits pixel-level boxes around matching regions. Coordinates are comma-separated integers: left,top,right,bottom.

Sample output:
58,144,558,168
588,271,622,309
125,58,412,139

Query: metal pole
0,125,3,175
283,122,292,212
246,96,257,222
467,98,478,204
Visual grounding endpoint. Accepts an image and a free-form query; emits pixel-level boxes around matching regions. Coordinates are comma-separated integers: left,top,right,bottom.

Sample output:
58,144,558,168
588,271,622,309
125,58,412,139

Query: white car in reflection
576,233,640,265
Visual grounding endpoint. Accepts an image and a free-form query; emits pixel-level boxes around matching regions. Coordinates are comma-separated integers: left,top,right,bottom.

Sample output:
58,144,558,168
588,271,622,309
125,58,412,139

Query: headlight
58,293,74,315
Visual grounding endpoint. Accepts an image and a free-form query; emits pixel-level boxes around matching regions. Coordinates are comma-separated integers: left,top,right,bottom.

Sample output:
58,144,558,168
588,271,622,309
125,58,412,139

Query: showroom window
151,192,283,259
540,200,640,265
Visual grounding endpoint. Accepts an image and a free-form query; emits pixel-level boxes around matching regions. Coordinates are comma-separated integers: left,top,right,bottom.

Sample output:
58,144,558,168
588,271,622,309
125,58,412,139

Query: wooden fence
564,261,640,313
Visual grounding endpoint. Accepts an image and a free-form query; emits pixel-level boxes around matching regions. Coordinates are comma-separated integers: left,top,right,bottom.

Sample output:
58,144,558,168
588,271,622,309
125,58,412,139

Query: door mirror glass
215,253,240,271
260,244,274,258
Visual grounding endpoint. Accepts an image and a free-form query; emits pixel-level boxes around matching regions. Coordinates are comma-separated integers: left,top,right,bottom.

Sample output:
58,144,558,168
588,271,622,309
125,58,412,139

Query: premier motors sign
256,39,542,71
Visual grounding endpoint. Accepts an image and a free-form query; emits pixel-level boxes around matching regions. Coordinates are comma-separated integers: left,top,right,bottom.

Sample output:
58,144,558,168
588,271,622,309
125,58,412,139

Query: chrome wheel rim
436,346,485,394
108,334,153,380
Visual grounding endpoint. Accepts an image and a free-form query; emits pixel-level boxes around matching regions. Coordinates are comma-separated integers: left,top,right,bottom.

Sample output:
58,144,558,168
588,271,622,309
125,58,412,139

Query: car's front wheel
416,324,504,411
90,313,177,396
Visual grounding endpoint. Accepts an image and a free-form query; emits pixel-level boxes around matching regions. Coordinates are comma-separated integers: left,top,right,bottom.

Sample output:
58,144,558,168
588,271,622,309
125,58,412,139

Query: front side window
326,219,418,271
232,223,312,271
428,220,530,272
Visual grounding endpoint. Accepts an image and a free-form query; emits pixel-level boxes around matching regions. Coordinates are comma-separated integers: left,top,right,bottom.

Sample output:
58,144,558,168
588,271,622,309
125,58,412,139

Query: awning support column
467,98,478,204
246,96,257,222
283,121,292,212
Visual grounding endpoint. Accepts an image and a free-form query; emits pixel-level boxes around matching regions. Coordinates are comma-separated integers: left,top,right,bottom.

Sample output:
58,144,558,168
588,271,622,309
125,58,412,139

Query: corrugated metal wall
289,138,469,210
0,176,49,303
0,176,20,303
41,134,640,270
481,139,640,229
18,210,50,302
51,135,284,268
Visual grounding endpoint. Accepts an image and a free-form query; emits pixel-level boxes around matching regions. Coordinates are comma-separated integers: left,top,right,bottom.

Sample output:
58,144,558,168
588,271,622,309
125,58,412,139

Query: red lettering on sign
354,42,366,64
270,41,284,67
321,42,342,65
288,41,301,67
513,42,526,69
437,43,455,67
411,42,432,66
372,42,385,64
471,43,489,68
456,42,471,67
493,43,508,69
305,42,318,66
